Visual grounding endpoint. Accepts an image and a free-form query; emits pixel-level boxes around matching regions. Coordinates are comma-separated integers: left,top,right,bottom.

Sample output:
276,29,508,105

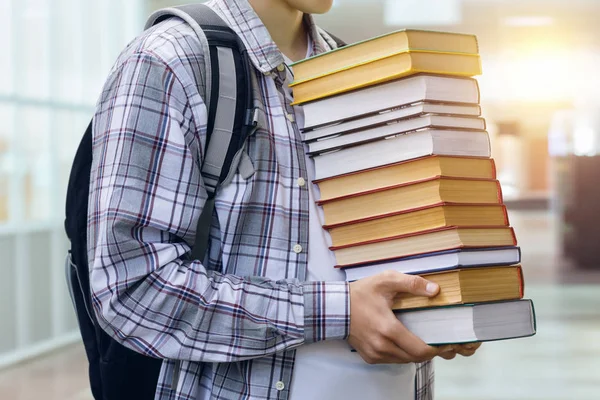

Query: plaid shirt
88,1,433,399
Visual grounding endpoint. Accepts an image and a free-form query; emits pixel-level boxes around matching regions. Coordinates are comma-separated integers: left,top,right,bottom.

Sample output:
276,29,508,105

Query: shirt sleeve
88,50,349,363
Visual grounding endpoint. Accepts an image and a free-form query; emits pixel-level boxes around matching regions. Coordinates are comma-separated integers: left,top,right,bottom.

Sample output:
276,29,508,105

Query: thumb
390,272,439,297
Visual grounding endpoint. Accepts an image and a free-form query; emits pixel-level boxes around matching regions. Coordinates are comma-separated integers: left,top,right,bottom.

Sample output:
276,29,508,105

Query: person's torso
111,1,423,398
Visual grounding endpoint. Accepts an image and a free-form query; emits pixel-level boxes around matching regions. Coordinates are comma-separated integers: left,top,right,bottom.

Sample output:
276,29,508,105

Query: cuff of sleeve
301,281,350,344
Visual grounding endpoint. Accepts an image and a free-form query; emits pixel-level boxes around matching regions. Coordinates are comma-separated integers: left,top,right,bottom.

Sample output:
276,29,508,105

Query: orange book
292,29,479,83
315,155,496,202
332,226,517,267
290,51,482,104
392,266,524,310
318,177,503,226
325,203,509,247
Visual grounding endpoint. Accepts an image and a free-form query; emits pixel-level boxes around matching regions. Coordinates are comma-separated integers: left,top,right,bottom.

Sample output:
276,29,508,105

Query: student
88,0,481,399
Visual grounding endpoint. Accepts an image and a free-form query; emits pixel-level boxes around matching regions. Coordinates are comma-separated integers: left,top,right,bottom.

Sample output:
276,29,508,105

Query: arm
88,50,349,363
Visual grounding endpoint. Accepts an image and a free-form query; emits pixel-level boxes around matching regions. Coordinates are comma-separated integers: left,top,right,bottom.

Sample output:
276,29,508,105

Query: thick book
342,247,521,281
307,115,486,155
302,75,481,130
332,226,517,267
290,51,482,105
315,156,496,202
326,203,509,247
392,265,523,310
313,129,491,181
396,299,536,345
319,177,502,226
292,30,479,83
303,102,482,141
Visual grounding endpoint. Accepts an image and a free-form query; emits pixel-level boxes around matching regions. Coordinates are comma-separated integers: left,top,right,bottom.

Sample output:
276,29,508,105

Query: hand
347,270,442,364
438,342,483,360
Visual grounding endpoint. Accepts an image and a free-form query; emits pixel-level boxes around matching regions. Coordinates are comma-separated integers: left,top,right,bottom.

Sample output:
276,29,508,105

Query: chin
285,0,334,14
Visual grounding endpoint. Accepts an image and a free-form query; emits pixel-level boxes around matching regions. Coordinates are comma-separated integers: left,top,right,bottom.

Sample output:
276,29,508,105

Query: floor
1,210,600,400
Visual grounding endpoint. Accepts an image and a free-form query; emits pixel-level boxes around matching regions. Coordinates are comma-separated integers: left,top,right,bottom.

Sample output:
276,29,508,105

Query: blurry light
384,0,462,26
573,127,596,157
503,16,554,27
478,51,579,102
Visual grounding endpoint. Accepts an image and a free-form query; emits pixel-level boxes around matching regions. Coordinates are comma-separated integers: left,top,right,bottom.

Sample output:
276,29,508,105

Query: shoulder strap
325,30,347,48
146,5,258,261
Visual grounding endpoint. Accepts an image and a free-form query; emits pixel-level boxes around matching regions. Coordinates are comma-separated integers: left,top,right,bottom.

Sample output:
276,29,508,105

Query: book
302,75,480,129
303,102,482,141
319,177,502,226
307,115,486,155
332,226,517,267
326,203,509,247
392,265,523,310
342,247,521,281
315,156,496,202
290,51,482,104
291,30,479,83
396,299,536,345
313,129,491,180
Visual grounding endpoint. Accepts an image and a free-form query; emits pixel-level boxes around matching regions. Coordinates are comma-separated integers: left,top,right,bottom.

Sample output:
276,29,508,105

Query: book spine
501,205,510,226
530,300,537,332
496,180,504,203
490,158,497,179
509,227,518,246
517,266,525,298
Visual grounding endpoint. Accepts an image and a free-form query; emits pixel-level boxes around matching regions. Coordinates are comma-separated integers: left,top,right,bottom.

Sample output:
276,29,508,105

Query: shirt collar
207,0,329,74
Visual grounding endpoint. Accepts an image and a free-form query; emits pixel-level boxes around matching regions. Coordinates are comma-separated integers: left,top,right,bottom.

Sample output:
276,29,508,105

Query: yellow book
392,266,524,310
316,156,496,202
332,226,517,267
292,29,479,83
326,204,509,248
290,50,482,105
319,177,502,226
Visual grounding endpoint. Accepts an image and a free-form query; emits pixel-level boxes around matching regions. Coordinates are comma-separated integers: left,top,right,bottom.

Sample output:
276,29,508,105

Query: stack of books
291,30,536,345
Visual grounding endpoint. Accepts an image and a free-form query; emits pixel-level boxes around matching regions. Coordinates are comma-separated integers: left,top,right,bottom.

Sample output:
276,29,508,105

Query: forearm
90,241,349,362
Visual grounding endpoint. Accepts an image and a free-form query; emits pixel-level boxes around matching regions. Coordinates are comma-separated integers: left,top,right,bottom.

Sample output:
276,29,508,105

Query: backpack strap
325,30,347,48
146,5,258,261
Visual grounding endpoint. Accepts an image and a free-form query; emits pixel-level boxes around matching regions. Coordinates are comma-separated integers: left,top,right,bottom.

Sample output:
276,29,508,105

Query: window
0,0,144,365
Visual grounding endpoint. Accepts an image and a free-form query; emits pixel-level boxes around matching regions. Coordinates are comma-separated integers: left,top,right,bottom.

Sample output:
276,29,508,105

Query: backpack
64,4,345,400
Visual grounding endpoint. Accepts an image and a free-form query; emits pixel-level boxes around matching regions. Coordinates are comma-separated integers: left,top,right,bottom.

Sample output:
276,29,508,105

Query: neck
248,0,308,62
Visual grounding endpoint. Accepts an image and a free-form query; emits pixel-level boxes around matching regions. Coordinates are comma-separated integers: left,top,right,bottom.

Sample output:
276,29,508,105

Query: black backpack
64,4,345,399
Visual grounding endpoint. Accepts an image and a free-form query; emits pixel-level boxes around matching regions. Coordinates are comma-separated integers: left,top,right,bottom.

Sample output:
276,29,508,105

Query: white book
307,115,486,155
303,74,480,130
343,247,521,281
396,299,537,345
313,128,491,180
302,102,482,142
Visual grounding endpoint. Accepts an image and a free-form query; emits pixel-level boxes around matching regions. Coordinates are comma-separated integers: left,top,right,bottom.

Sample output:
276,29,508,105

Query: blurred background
1,0,599,399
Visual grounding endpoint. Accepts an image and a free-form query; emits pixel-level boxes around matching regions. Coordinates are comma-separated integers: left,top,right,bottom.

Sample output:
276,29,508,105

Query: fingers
437,343,482,359
383,319,440,362
358,337,416,364
454,342,482,357
386,271,439,297
438,350,457,360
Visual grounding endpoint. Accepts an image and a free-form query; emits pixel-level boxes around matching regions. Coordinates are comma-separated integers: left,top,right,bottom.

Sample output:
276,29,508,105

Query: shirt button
286,113,295,123
275,381,285,391
297,177,306,187
293,244,303,254
263,70,272,76
277,63,286,72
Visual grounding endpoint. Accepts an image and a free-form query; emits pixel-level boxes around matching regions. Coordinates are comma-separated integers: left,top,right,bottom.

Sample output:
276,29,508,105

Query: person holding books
88,0,481,399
